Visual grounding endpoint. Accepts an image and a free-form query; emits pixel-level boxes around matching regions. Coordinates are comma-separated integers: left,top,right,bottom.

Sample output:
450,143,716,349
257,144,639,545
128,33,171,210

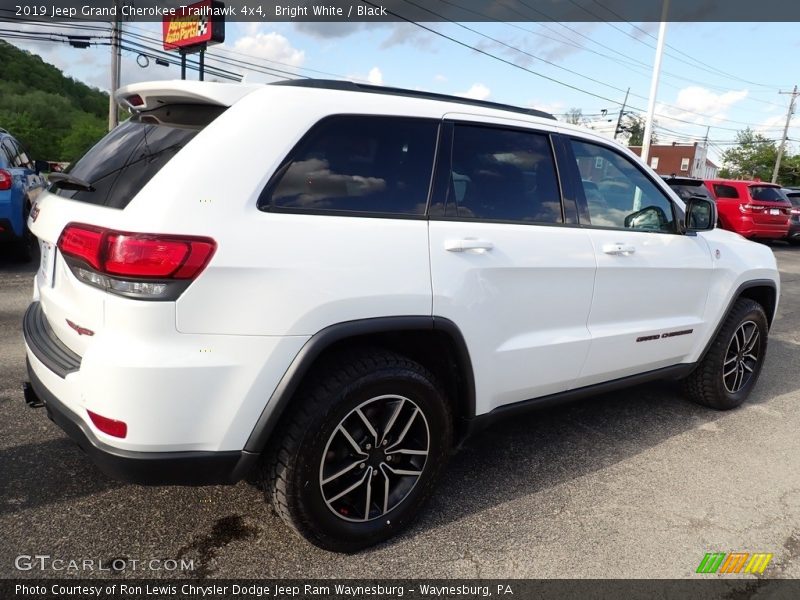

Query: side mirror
623,205,669,230
33,160,49,175
685,196,716,232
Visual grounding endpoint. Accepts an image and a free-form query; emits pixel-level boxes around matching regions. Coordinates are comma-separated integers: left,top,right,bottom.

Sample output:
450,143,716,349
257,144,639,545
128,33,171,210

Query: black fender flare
239,316,476,459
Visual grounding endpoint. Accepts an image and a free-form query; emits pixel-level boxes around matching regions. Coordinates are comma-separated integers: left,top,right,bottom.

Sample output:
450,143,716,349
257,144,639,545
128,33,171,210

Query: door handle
445,239,494,252
602,243,636,255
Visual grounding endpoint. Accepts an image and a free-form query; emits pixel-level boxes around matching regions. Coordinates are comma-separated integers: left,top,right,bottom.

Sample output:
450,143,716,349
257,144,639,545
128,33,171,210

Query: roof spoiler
115,80,261,112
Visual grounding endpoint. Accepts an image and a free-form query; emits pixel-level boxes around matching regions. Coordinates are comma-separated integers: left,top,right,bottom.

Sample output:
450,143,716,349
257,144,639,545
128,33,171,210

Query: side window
266,116,438,216
11,140,31,169
571,139,676,232
1,141,16,168
713,184,740,199
447,124,562,223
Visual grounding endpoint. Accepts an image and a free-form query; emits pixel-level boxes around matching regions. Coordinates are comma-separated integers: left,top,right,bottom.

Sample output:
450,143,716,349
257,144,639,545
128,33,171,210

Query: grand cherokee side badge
637,329,693,343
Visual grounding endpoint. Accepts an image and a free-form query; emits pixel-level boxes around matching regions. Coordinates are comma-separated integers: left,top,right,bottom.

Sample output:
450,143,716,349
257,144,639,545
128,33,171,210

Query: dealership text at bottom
15,584,505,597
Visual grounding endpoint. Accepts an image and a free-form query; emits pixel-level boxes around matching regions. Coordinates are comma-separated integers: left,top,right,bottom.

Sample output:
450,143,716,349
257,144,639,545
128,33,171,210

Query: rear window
52,104,225,209
749,185,787,202
261,115,438,216
666,182,713,202
712,184,740,199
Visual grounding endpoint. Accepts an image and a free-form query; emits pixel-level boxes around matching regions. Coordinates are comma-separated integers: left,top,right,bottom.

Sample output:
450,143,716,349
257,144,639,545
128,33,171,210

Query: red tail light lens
0,169,12,191
104,234,215,279
57,223,216,299
58,225,104,270
87,410,127,438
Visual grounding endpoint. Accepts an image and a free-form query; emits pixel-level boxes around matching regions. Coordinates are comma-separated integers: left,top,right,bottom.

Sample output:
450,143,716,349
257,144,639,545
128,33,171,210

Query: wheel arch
242,316,476,456
698,278,778,363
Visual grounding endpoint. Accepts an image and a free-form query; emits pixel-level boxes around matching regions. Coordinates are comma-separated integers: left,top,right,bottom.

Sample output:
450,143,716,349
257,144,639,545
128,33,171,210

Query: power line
392,0,780,131
588,0,787,90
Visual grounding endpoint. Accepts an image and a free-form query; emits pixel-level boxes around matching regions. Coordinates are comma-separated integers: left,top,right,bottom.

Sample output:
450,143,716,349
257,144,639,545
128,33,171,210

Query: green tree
719,128,779,181
624,114,658,147
60,114,106,162
779,154,800,186
0,41,108,161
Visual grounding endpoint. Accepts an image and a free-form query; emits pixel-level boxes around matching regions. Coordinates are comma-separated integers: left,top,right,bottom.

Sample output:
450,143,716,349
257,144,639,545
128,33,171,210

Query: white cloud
434,74,447,83
528,99,565,116
656,86,749,126
367,67,383,85
346,67,385,86
232,31,305,68
458,83,491,100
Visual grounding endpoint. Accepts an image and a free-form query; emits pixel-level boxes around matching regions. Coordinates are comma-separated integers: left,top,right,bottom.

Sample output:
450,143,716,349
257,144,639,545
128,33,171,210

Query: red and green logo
696,552,773,574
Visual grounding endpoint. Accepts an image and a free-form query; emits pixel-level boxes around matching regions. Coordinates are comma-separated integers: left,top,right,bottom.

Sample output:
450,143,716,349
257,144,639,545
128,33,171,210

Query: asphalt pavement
1,243,799,580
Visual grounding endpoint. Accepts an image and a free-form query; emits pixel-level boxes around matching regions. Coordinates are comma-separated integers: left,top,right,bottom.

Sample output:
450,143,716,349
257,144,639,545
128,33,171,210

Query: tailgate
750,201,791,225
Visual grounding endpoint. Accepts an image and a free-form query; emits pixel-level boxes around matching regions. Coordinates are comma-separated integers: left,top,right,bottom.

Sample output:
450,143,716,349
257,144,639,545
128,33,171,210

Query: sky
6,19,800,165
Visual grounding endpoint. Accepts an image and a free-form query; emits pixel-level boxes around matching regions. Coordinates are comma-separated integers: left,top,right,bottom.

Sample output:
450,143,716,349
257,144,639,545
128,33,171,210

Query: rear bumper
728,219,788,239
25,358,258,485
0,189,24,238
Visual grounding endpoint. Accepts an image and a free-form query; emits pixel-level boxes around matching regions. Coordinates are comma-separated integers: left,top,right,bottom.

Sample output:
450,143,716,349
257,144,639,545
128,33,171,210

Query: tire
14,204,34,263
683,298,769,410
787,238,800,246
263,348,452,552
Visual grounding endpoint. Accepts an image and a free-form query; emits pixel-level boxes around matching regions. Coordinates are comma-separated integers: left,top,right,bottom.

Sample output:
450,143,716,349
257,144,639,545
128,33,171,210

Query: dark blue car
0,129,46,261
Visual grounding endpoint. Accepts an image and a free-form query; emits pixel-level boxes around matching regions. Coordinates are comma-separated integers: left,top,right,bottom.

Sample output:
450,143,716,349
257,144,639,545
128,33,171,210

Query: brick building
628,142,719,179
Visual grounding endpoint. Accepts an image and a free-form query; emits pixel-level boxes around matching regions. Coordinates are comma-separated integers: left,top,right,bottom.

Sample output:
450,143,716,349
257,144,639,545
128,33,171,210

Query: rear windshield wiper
48,172,94,192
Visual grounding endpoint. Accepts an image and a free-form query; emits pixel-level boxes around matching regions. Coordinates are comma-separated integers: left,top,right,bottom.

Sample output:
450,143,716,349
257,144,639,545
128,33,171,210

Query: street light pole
614,87,630,140
771,85,797,184
108,0,121,131
641,0,670,165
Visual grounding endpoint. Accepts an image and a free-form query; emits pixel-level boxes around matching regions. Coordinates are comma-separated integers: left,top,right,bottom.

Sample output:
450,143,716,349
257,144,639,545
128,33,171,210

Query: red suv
704,179,791,240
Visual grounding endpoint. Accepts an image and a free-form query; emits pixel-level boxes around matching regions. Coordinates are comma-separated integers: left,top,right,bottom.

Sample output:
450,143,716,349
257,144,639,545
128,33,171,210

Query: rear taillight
791,209,800,216
739,203,757,213
0,169,12,190
57,223,216,300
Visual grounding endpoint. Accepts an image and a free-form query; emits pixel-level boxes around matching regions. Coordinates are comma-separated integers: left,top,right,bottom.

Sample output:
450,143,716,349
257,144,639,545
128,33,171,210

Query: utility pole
108,0,121,131
642,0,670,164
771,85,798,184
614,87,630,140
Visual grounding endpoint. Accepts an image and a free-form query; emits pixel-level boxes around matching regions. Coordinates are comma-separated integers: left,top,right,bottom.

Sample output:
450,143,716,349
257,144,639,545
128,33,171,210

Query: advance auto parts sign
162,0,226,51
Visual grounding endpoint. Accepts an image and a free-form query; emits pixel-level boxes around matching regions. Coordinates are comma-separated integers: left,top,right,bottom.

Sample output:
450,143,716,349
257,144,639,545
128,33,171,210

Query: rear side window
750,186,787,202
52,104,225,209
667,183,713,202
10,139,31,169
713,184,740,199
0,140,13,167
262,116,438,216
446,124,562,223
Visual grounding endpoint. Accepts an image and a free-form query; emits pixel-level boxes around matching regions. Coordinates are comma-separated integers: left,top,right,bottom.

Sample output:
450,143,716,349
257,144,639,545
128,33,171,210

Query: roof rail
271,79,555,120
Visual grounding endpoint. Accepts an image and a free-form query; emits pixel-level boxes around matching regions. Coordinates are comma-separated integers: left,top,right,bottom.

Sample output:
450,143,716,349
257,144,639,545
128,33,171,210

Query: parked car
704,178,791,240
0,128,46,260
23,80,779,552
662,175,715,203
782,188,800,245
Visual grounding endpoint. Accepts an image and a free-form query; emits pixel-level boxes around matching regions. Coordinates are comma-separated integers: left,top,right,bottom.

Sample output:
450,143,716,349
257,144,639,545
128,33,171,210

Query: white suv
23,80,779,552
